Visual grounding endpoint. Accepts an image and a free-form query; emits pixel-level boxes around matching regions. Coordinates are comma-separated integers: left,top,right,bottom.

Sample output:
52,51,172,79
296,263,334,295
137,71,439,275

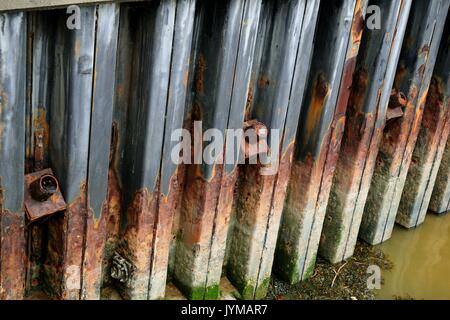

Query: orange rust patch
59,182,87,300
303,73,329,144
115,187,159,299
0,209,26,299
394,63,407,89
245,83,254,115
258,74,270,89
82,198,108,299
195,53,206,95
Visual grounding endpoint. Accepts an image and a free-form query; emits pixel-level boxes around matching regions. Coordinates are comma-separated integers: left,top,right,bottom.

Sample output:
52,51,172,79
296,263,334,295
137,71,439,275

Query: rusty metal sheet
0,11,27,300
82,3,120,300
174,0,261,300
400,13,450,224
107,0,197,301
103,2,134,295
227,0,320,300
275,0,366,284
26,8,60,296
2,0,450,302
147,0,196,300
362,0,450,238
320,0,412,262
45,6,96,299
110,0,177,300
27,4,118,300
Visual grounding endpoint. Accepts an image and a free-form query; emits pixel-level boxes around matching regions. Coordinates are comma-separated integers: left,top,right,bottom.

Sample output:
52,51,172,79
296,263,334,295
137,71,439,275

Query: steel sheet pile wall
362,0,449,238
275,0,365,284
0,0,449,301
320,0,412,263
22,4,120,299
226,0,319,300
172,0,261,300
428,13,450,216
399,12,450,225
110,0,196,300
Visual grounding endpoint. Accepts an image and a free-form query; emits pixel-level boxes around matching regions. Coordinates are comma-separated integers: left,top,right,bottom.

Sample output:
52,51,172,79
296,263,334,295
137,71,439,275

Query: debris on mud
266,241,393,300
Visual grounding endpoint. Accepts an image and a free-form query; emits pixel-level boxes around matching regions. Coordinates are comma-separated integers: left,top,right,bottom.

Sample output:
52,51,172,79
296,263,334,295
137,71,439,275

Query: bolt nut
29,174,59,202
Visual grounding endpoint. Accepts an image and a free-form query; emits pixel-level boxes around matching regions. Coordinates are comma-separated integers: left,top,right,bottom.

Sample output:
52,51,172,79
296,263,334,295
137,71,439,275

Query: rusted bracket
24,168,66,222
242,119,269,160
386,89,407,121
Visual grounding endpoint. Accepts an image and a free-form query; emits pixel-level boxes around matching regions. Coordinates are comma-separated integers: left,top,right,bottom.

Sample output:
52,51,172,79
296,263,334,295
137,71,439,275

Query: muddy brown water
376,213,450,300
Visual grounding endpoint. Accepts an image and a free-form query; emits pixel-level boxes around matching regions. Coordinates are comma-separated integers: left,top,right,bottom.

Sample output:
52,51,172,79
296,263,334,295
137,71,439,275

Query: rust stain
0,204,26,299
81,198,108,299
59,182,87,300
303,73,329,144
106,122,122,243
348,67,368,114
245,83,254,115
115,187,158,300
195,53,206,95
258,74,270,89
420,44,430,54
32,108,50,168
101,122,123,291
394,63,407,89
180,164,222,245
149,173,181,298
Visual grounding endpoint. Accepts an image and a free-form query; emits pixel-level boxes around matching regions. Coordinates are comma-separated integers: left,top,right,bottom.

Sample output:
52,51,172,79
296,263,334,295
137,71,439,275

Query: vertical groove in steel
321,0,412,262
0,11,27,300
82,3,120,300
275,0,365,284
25,10,57,295
103,1,133,295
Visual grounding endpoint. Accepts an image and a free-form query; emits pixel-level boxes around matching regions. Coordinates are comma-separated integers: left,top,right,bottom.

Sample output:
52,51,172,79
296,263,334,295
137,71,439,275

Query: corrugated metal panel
0,0,449,301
